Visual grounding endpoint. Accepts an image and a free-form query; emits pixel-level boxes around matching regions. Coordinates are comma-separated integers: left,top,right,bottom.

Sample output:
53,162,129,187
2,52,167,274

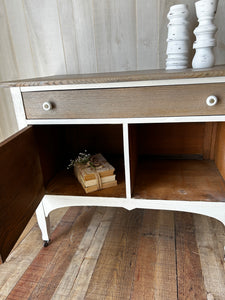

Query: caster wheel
43,240,50,247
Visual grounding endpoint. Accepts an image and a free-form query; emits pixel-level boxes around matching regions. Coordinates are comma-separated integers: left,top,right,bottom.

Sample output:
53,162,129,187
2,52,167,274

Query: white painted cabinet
1,66,225,261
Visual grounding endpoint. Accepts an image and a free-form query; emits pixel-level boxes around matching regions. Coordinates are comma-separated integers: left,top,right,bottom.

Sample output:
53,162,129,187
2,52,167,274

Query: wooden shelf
132,158,225,202
46,157,126,198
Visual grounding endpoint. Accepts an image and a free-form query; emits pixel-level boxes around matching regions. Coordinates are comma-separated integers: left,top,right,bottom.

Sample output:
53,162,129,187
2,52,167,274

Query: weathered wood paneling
56,0,80,74
93,0,137,72
23,0,66,76
4,0,37,78
136,0,159,69
71,0,97,73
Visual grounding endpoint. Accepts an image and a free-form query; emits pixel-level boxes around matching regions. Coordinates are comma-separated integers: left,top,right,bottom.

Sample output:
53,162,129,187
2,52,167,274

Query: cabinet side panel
215,123,225,180
0,127,44,262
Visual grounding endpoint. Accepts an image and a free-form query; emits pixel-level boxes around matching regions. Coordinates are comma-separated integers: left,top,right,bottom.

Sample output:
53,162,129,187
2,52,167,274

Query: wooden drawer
22,83,225,119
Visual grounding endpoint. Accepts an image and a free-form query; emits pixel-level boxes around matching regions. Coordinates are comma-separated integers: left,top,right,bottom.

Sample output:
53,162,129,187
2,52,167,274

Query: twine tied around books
94,171,103,190
87,156,103,190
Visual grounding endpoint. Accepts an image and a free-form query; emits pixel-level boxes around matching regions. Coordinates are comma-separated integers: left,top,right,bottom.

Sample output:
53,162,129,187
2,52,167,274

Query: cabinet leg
36,201,51,245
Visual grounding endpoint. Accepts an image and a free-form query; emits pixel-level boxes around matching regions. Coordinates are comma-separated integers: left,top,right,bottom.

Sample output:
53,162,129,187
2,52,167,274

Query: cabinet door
0,126,44,263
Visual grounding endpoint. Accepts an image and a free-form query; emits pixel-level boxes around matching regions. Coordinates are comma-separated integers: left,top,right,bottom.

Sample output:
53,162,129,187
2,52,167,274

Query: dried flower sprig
67,150,95,169
75,150,91,164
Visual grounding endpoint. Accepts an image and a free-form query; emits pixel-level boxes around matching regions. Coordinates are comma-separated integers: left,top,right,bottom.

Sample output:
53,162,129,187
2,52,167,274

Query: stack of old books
74,153,117,193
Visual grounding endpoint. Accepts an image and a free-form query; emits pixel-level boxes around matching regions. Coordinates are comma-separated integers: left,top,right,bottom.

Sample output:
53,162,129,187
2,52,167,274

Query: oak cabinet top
1,65,225,88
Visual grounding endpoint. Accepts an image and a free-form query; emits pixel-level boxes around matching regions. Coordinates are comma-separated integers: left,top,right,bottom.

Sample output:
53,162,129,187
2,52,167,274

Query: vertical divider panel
122,122,131,200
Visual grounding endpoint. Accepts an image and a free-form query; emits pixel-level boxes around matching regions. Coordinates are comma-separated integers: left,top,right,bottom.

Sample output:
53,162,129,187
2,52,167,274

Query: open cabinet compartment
34,124,126,198
130,122,225,202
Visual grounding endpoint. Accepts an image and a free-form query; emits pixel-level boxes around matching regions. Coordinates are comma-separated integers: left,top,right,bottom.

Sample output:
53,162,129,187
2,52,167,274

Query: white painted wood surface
0,0,225,139
93,0,136,72
23,0,66,76
71,0,97,73
4,1,37,78
10,87,27,130
136,0,159,69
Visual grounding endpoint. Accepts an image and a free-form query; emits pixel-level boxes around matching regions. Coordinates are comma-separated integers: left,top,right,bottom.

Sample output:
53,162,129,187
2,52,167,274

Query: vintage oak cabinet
1,66,225,262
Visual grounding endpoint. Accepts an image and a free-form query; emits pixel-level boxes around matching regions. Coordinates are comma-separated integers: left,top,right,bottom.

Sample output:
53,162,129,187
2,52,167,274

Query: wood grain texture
194,214,225,299
22,83,225,119
85,208,143,299
93,0,136,72
131,210,177,299
214,1,225,66
23,0,66,76
71,0,97,74
57,0,80,74
7,207,94,300
0,208,224,299
133,159,225,202
4,0,37,78
215,123,225,181
138,123,205,156
203,123,217,160
136,0,159,70
0,207,67,298
0,127,44,262
52,207,115,299
175,212,207,299
2,65,225,87
0,0,19,81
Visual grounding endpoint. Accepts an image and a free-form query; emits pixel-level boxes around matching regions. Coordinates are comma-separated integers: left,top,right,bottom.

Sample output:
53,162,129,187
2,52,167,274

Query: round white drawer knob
42,101,52,111
206,95,218,106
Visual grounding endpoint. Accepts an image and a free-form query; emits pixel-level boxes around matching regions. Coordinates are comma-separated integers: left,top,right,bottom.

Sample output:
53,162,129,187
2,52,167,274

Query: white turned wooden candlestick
192,0,218,69
166,4,190,70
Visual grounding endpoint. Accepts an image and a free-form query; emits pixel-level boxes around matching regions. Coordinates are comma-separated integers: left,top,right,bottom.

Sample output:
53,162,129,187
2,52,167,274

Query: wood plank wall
0,0,225,140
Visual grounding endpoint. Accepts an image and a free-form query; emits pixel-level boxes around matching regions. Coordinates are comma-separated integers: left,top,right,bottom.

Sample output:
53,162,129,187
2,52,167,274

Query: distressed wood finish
22,83,225,119
2,65,225,87
93,0,136,72
131,210,177,299
136,0,159,69
70,0,97,74
0,208,67,298
23,0,66,76
7,206,95,299
215,122,225,181
4,1,36,78
133,159,225,202
85,208,143,299
175,212,207,299
1,208,224,299
0,127,44,262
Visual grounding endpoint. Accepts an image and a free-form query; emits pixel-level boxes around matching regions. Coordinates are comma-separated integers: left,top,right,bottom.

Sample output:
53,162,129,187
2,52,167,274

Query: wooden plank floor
0,207,224,300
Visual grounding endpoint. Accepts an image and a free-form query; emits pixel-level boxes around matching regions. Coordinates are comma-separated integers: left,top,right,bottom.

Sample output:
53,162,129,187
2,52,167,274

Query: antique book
74,153,117,193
